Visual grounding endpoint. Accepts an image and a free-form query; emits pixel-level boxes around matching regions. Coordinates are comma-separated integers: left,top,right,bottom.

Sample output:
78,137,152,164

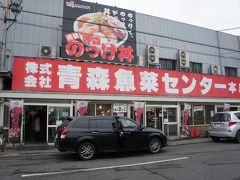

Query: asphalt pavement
1,138,239,180
0,137,212,157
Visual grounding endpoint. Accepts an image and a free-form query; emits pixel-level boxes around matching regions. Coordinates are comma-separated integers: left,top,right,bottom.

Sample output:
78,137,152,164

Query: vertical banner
75,101,88,116
9,100,23,138
134,102,145,124
182,103,191,136
223,103,230,111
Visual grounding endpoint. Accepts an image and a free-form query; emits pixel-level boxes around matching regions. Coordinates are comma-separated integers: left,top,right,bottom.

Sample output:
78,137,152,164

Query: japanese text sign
113,103,127,113
12,57,240,98
61,0,137,64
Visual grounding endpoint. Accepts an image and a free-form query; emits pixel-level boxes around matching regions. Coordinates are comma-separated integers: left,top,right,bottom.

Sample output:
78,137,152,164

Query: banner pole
20,99,24,144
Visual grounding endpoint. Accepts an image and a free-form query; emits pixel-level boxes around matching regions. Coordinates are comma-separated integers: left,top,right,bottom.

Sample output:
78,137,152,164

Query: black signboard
61,0,137,65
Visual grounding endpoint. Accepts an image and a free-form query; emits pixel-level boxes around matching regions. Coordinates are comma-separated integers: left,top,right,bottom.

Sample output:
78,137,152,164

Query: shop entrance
146,106,179,137
146,107,163,130
24,105,47,144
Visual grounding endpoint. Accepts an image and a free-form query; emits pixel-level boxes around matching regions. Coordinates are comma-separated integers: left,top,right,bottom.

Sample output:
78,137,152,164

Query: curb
168,139,212,146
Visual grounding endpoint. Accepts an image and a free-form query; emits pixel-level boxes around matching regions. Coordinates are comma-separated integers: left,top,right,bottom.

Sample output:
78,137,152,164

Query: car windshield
211,113,231,122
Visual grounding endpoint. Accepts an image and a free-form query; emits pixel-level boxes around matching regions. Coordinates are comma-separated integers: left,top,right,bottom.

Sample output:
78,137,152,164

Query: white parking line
21,156,189,178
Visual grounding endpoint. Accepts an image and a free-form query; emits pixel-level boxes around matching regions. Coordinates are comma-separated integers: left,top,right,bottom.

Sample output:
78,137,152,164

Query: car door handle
91,131,100,134
125,131,131,134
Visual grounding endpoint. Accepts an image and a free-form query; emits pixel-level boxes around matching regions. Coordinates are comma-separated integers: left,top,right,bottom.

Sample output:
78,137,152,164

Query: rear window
57,117,73,129
211,113,231,122
234,113,240,120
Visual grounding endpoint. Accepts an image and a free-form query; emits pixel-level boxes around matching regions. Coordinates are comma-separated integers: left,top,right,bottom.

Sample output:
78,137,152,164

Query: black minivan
55,116,167,160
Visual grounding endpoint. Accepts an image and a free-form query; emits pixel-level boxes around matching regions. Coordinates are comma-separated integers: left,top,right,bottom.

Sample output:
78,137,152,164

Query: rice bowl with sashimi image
73,12,128,48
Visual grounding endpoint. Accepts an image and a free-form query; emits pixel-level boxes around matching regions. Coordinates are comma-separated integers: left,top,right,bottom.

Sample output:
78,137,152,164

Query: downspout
216,31,223,75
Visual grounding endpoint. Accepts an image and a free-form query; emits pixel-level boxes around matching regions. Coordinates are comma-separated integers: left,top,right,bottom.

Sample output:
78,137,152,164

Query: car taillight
60,128,69,139
229,121,237,126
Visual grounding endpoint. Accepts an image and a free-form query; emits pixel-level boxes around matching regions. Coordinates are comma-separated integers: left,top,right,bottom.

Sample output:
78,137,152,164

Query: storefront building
0,0,240,145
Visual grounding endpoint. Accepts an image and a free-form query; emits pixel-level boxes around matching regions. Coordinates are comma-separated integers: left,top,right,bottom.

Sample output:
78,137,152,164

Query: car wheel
211,137,220,142
77,142,96,160
148,138,162,154
235,131,240,143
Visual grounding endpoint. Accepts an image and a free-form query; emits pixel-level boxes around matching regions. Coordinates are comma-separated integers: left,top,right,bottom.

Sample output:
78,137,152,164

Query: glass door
163,107,178,136
146,106,163,130
47,105,72,144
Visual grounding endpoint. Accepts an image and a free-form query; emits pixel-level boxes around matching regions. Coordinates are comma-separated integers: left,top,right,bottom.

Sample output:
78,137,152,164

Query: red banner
9,100,23,138
12,57,240,98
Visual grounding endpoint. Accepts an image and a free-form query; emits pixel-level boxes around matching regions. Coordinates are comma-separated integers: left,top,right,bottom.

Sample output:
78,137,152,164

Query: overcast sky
84,0,240,36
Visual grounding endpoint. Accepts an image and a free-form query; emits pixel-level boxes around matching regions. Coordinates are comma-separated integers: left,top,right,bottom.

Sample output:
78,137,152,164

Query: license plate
214,123,222,128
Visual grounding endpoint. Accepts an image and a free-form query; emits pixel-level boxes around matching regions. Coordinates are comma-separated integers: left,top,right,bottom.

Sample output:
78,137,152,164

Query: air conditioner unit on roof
179,50,189,68
39,45,57,58
147,45,159,64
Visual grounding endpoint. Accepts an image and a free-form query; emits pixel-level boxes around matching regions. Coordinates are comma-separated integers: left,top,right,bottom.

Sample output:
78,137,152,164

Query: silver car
208,111,240,143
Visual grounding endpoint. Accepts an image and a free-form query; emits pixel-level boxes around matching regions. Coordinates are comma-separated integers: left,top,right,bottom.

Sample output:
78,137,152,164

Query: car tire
211,136,220,142
148,138,162,154
77,142,96,160
235,131,240,143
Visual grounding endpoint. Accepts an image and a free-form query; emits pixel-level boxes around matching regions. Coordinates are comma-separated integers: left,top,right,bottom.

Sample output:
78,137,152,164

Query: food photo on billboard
62,0,137,65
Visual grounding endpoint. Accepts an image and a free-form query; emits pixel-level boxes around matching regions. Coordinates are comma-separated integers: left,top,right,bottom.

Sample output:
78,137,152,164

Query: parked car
208,111,240,142
55,116,167,160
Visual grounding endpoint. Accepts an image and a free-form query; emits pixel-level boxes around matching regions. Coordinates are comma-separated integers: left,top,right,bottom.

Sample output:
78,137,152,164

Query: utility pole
0,0,10,71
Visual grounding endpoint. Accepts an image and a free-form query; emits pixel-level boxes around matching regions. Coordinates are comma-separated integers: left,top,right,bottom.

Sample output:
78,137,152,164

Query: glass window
193,106,204,125
73,103,95,116
205,105,214,124
118,117,139,128
167,108,177,122
146,107,156,128
3,105,9,128
48,127,56,143
130,106,134,119
96,104,111,116
190,62,202,74
95,120,114,129
159,59,176,70
225,67,237,77
169,124,178,136
212,113,231,122
73,118,89,128
88,104,95,116
48,107,70,126
234,113,240,120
